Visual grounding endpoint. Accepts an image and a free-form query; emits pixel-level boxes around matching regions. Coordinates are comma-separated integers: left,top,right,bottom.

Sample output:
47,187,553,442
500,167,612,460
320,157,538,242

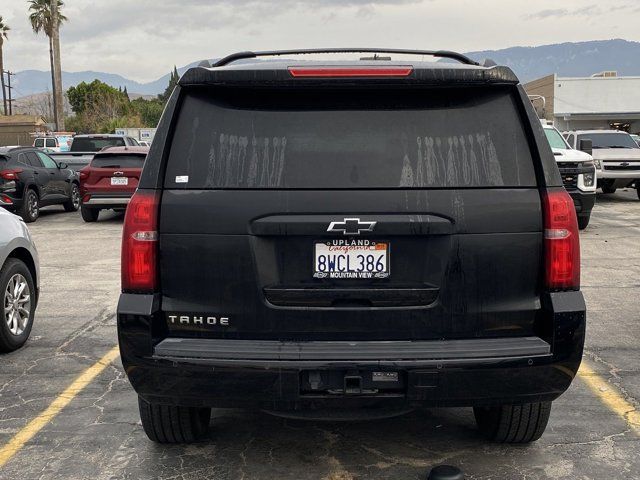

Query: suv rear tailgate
158,85,542,342
85,154,145,193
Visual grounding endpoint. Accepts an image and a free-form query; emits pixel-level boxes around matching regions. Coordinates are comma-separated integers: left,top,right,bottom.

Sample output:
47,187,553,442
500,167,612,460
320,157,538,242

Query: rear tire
63,184,80,212
80,206,99,222
473,401,552,443
138,396,211,443
18,189,39,223
577,214,590,230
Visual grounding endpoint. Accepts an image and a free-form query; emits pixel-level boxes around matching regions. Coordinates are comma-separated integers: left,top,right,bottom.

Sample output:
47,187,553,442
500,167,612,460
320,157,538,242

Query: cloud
49,0,424,80
156,0,420,5
524,5,599,20
357,5,377,18
3,0,640,85
525,8,569,19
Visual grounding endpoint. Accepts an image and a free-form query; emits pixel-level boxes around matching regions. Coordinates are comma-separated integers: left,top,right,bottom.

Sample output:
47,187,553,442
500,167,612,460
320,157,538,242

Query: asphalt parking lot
0,190,639,480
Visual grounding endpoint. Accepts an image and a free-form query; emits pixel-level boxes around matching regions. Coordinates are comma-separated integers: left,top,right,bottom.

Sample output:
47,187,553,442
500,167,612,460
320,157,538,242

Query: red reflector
288,66,413,78
82,194,91,203
542,189,580,290
121,190,159,292
1,194,13,204
0,169,23,180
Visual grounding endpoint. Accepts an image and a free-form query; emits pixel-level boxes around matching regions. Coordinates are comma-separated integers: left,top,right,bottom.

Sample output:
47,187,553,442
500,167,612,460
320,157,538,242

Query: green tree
158,66,179,102
28,0,67,123
0,17,10,115
130,97,164,127
66,79,137,132
67,79,129,115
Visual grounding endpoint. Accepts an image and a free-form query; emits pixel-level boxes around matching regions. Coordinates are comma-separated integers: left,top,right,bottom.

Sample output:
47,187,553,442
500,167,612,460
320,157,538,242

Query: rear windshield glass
71,137,125,152
91,155,145,168
577,133,639,149
165,87,536,189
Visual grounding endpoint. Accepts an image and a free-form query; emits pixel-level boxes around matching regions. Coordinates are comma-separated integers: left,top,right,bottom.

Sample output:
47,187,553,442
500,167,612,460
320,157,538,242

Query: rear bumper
0,187,23,208
117,291,586,410
0,197,19,207
82,193,132,208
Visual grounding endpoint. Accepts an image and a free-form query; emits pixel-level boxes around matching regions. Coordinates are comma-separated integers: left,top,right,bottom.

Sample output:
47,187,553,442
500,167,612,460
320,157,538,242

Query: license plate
314,240,389,279
111,177,128,186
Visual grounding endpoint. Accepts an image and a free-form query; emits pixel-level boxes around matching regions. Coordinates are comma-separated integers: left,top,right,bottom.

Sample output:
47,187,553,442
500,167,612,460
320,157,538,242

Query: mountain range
11,39,640,98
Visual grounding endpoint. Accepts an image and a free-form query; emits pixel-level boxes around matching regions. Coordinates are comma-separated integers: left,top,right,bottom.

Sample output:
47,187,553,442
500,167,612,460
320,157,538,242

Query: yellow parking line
0,346,120,468
578,361,640,435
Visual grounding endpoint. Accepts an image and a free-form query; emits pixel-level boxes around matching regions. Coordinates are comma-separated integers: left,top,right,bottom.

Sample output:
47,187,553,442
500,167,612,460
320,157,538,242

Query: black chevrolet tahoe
117,48,586,444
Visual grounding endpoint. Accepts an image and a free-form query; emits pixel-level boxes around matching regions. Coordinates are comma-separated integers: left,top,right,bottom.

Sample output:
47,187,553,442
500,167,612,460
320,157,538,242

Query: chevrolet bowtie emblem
327,218,377,236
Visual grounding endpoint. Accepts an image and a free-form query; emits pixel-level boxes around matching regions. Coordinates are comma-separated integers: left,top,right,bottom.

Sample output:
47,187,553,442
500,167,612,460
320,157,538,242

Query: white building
115,128,157,143
524,72,640,133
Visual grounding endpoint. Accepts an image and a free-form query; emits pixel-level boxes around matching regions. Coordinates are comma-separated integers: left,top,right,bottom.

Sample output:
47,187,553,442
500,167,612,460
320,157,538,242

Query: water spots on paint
204,134,287,188
200,130,504,189
399,133,505,188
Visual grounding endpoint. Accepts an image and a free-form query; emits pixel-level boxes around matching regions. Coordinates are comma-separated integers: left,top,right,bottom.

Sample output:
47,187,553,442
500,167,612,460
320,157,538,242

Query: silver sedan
0,208,39,352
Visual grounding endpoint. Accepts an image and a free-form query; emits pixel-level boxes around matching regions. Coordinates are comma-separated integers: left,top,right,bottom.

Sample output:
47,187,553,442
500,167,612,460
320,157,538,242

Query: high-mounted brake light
121,190,159,292
542,189,580,290
288,66,413,78
0,168,23,180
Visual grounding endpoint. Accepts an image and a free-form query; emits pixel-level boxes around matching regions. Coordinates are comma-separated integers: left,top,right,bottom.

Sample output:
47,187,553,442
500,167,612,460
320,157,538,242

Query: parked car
118,49,585,445
79,146,149,222
542,122,596,229
33,134,73,153
33,137,62,152
0,147,80,222
564,130,640,199
49,134,141,172
0,207,39,352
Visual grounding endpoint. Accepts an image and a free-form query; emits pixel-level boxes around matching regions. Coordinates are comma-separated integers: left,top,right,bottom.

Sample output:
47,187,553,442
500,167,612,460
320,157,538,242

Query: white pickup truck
563,130,640,200
48,134,140,171
542,123,596,229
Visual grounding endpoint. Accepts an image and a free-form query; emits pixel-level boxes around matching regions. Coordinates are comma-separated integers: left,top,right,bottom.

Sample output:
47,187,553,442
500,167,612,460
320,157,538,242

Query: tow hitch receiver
344,373,363,395
301,370,404,396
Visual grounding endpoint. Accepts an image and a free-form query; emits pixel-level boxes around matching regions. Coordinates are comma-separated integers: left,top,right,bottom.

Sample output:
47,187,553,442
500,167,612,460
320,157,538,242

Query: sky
0,0,639,83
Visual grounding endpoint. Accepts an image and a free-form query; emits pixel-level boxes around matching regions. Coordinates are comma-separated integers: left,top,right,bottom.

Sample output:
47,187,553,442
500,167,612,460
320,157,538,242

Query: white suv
563,130,640,199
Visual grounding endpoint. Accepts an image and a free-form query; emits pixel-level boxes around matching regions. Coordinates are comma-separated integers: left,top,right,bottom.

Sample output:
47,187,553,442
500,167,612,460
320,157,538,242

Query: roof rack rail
212,48,480,68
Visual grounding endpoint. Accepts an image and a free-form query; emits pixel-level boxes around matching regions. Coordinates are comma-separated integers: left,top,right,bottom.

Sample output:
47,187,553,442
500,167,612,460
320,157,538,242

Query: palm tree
28,0,66,125
0,17,10,115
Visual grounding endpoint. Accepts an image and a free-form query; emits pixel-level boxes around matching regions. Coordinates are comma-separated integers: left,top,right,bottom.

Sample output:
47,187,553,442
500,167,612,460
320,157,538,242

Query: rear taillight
288,66,413,77
0,169,23,180
542,188,580,290
121,190,159,292
1,194,13,204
